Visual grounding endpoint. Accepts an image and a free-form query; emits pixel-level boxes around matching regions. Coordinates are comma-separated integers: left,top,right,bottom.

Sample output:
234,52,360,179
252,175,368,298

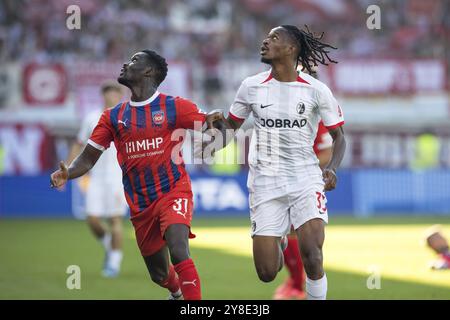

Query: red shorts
130,180,195,257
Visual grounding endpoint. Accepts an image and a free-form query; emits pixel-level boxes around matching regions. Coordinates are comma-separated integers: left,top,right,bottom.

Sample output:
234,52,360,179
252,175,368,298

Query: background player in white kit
68,81,128,277
207,25,346,300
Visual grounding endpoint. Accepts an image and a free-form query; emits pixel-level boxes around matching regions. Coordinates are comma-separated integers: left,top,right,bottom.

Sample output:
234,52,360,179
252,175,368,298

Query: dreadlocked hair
281,25,338,74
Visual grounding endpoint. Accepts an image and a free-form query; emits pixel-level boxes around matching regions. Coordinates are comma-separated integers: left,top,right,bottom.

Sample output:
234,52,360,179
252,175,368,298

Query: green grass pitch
0,216,449,299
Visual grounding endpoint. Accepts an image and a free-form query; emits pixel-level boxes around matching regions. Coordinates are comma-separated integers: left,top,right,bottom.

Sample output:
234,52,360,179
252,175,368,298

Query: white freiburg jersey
229,70,344,190
77,109,122,182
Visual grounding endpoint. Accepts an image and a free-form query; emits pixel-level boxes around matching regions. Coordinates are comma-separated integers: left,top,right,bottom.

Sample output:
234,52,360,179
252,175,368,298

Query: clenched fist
323,168,337,191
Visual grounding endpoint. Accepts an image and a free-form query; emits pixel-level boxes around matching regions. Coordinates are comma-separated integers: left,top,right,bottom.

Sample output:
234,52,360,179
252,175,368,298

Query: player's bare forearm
204,111,243,151
322,126,346,191
317,147,332,170
225,115,244,131
67,144,102,179
325,126,346,172
50,144,101,188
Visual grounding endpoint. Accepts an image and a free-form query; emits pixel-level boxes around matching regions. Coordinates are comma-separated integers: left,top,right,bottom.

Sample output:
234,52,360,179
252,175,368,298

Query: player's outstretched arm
206,110,244,132
323,126,346,191
202,110,244,156
50,144,102,188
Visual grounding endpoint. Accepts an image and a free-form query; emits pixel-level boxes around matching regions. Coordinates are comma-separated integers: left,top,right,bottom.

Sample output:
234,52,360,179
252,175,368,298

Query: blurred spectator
410,130,441,171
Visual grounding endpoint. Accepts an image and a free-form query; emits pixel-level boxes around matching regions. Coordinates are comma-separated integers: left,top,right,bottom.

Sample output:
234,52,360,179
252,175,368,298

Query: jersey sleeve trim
316,141,333,151
228,111,245,122
325,121,345,130
87,139,105,152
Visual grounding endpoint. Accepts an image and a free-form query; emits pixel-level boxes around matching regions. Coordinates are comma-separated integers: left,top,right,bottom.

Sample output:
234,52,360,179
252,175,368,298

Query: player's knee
167,241,189,264
110,220,122,233
256,267,277,283
301,248,323,277
87,216,101,228
149,269,169,285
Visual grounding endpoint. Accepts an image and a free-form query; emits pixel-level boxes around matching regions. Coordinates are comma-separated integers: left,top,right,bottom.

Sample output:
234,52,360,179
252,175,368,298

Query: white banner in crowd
327,59,447,95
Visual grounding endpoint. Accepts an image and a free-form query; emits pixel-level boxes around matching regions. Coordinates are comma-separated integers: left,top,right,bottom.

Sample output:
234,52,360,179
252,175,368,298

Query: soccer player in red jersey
274,121,332,300
50,50,220,300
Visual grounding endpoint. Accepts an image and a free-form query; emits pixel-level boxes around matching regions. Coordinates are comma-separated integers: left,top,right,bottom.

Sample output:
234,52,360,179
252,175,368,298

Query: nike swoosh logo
260,104,273,109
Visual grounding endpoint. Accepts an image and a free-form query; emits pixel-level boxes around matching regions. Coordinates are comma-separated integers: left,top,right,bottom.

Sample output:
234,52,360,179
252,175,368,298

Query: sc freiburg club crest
296,102,305,114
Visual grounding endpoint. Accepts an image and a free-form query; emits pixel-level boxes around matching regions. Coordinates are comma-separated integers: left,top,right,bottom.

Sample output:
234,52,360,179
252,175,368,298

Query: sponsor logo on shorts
173,198,188,219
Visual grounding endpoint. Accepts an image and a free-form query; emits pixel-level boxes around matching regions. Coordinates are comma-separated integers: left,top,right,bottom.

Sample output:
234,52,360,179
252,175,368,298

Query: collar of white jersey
262,69,310,85
130,91,160,107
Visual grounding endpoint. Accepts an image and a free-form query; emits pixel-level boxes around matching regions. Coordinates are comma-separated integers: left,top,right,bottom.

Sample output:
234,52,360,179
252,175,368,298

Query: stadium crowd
1,0,448,64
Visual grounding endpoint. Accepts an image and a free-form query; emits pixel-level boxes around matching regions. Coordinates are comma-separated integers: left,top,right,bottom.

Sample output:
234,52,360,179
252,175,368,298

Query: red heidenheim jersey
87,91,207,215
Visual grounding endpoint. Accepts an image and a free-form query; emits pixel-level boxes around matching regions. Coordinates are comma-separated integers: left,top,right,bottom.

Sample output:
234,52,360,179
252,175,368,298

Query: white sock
172,288,182,297
108,250,123,270
100,233,112,252
306,274,327,300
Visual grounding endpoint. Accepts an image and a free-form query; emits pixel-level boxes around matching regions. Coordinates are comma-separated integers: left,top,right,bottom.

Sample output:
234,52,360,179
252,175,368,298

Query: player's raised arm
206,110,244,132
322,126,346,191
50,144,102,188
51,104,115,188
203,109,244,156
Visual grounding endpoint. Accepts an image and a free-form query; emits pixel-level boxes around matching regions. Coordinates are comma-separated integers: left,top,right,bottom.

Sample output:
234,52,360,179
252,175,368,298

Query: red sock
159,265,180,293
283,237,305,291
174,258,201,300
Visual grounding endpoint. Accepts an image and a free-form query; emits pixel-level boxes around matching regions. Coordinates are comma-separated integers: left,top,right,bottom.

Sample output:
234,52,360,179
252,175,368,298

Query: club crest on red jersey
152,110,165,125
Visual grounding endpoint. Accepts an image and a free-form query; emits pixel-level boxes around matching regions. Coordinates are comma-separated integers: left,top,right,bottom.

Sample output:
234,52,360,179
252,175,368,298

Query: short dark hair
101,80,123,94
141,49,168,86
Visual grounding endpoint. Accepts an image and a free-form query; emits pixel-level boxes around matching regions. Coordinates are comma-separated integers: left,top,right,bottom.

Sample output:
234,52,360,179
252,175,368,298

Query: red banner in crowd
22,63,67,105
0,123,55,175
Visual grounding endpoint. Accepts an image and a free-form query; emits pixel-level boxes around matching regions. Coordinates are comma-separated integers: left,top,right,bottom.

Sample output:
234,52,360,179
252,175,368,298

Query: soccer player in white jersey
207,25,346,300
68,81,128,277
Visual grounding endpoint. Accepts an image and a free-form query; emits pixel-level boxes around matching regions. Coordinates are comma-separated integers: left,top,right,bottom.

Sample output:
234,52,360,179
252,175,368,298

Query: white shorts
86,178,128,218
249,176,328,237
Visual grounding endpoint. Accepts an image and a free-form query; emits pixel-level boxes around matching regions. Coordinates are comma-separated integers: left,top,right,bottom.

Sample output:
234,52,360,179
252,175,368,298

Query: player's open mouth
260,47,268,55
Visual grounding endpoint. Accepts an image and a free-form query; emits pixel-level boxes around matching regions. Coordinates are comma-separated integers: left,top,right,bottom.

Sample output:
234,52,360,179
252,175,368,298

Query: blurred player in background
425,225,450,270
208,25,346,300
51,50,221,300
274,121,332,299
67,81,127,278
